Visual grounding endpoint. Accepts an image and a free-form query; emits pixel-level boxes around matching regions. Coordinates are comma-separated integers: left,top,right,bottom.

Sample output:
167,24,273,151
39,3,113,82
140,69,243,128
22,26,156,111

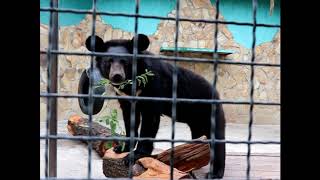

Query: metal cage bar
246,0,258,179
127,0,140,178
40,135,280,145
45,0,59,177
86,0,98,178
40,7,280,28
208,0,221,178
40,50,281,68
40,93,280,106
170,0,180,179
39,49,281,67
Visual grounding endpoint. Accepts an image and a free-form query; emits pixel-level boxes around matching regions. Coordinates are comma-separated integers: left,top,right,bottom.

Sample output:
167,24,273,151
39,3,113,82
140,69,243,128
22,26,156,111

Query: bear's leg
114,101,141,153
211,104,226,178
209,137,225,179
191,123,225,179
205,105,226,179
122,111,160,166
136,111,160,155
188,108,225,178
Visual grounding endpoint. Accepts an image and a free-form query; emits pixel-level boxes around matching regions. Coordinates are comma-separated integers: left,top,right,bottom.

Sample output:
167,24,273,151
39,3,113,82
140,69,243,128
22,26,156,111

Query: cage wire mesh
40,0,281,179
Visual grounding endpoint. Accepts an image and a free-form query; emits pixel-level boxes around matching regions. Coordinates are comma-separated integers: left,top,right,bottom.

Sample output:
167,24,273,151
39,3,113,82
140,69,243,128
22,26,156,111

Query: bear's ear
130,34,150,52
85,35,106,52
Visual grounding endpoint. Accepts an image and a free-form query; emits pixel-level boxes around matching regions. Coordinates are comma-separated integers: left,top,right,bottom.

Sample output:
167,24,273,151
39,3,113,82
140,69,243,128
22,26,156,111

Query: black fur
85,34,226,178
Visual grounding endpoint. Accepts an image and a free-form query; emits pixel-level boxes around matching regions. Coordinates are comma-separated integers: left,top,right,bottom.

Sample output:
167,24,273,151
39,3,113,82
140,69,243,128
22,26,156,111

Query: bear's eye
101,60,110,67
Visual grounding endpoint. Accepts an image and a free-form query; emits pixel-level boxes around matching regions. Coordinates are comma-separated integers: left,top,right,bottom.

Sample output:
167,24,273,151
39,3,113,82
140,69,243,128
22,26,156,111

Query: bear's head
85,34,150,86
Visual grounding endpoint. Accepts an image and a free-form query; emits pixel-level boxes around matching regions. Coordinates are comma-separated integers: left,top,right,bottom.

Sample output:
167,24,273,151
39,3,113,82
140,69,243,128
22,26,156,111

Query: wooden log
153,136,210,172
102,149,190,179
67,115,120,157
133,157,190,179
67,115,210,179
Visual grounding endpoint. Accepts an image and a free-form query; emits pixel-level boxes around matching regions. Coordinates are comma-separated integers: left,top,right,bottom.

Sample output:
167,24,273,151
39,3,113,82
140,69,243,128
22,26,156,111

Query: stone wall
40,0,280,124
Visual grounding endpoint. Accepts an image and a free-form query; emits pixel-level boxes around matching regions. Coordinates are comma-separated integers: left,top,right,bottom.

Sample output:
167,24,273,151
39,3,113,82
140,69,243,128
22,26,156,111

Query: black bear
85,34,226,178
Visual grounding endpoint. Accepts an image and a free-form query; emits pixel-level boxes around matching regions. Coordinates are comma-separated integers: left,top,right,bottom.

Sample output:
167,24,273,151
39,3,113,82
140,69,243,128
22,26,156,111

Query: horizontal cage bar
40,135,280,145
40,93,280,106
40,50,281,67
40,7,280,28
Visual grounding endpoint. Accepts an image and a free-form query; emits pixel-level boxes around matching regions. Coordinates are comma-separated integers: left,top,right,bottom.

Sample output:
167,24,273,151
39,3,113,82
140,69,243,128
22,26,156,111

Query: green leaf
99,79,110,86
104,142,113,149
141,74,148,83
110,122,116,135
141,78,146,87
119,83,125,89
147,72,155,76
111,109,117,117
141,74,147,79
121,142,126,152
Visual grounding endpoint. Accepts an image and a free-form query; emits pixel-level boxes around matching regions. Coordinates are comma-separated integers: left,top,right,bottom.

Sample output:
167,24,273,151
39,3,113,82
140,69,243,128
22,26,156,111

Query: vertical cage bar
128,0,140,177
46,0,59,177
87,0,98,179
170,0,180,179
246,0,258,179
208,0,220,178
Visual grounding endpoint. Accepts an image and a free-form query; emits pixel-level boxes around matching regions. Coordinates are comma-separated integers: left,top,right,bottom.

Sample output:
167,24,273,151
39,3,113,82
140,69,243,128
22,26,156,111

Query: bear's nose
111,74,124,83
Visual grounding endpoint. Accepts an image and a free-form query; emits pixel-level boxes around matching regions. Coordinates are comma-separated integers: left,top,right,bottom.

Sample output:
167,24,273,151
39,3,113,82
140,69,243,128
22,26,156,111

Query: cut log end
67,114,83,135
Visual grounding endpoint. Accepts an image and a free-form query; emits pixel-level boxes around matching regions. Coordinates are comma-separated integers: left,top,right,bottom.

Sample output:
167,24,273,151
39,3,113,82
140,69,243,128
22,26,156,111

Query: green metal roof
160,47,234,55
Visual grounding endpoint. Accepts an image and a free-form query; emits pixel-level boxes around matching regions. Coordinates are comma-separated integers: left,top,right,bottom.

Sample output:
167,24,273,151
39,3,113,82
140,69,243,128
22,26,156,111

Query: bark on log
67,115,210,179
153,136,210,172
67,115,120,157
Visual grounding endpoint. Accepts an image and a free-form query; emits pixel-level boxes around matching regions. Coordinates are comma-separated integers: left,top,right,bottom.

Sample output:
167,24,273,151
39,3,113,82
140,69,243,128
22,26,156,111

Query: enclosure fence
40,0,281,179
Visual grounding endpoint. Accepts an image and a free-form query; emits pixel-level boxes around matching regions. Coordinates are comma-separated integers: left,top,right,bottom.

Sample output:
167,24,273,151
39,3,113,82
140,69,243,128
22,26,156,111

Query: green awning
160,47,234,55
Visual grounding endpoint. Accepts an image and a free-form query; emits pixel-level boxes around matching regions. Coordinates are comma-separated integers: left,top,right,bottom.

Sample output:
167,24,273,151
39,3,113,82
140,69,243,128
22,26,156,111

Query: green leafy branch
96,109,119,135
96,69,155,90
96,109,125,150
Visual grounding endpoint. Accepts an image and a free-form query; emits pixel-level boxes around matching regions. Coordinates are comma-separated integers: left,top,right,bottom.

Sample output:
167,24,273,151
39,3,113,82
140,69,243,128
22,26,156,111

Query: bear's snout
111,74,125,84
109,61,126,84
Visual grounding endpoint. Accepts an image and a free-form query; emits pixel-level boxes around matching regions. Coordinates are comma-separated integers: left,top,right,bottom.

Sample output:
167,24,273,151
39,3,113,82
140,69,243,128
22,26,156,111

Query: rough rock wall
40,0,280,124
